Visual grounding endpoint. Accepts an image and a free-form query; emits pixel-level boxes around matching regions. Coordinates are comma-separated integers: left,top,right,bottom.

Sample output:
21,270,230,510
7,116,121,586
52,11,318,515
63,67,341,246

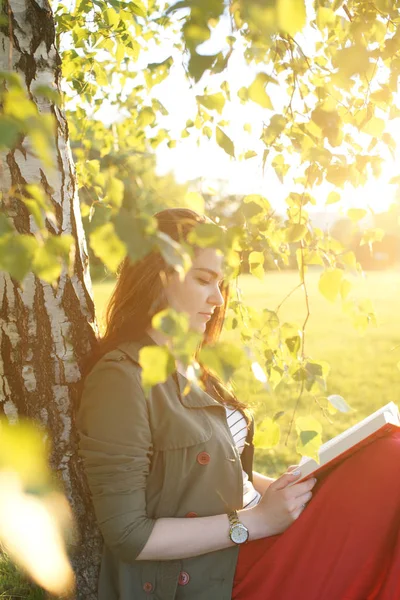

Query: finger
295,490,313,508
272,470,302,491
291,504,306,520
290,477,317,498
286,464,300,473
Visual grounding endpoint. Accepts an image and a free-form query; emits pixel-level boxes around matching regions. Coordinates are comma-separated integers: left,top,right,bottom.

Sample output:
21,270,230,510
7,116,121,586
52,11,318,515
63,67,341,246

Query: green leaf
32,246,62,283
0,213,13,235
333,45,370,78
188,52,217,82
253,418,280,449
152,308,190,338
199,343,245,382
248,73,273,109
104,176,124,209
326,191,340,205
347,208,367,222
33,84,61,106
90,223,126,273
156,232,191,273
327,394,352,413
0,234,38,281
276,0,306,36
216,126,235,157
295,416,322,461
113,210,155,263
104,7,119,27
139,346,175,392
32,235,74,283
316,7,335,30
361,116,385,137
300,430,318,445
0,418,50,489
132,0,147,17
285,223,307,243
196,93,225,114
318,269,343,303
30,118,56,168
137,107,156,128
0,117,20,149
249,251,264,280
187,222,225,249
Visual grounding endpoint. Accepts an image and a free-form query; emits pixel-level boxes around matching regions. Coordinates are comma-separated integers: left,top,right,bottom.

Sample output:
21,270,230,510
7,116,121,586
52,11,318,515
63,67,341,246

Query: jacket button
185,511,198,518
196,451,210,465
178,571,190,586
143,582,153,593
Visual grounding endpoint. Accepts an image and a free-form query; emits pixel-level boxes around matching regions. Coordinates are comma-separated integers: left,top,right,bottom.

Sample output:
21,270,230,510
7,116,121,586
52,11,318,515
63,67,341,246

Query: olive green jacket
77,334,255,600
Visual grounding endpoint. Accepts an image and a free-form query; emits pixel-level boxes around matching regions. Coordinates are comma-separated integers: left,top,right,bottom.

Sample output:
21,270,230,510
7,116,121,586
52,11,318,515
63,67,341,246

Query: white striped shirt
225,407,261,509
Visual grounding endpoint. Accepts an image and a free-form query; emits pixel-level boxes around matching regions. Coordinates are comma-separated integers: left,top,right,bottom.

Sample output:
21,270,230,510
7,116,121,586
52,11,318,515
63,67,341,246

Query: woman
77,208,400,600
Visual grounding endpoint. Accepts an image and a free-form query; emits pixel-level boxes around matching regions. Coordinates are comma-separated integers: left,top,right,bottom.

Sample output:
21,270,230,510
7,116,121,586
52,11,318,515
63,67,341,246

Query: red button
143,582,153,593
178,571,190,586
196,451,210,465
185,511,198,518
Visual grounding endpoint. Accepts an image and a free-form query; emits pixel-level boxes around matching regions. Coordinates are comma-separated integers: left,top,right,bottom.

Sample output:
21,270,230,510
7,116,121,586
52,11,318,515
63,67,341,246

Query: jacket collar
116,333,155,365
116,335,223,410
176,372,223,410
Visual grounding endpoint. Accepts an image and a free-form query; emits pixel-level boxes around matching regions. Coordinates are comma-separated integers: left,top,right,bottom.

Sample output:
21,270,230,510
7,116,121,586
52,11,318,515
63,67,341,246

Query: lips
199,312,212,318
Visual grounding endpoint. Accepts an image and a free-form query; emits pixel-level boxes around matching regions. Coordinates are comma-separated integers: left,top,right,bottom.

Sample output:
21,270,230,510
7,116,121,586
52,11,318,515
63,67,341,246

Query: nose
208,285,224,308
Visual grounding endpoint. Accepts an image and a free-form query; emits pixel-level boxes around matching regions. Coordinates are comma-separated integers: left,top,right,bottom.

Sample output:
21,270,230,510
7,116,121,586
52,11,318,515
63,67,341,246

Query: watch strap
228,510,240,527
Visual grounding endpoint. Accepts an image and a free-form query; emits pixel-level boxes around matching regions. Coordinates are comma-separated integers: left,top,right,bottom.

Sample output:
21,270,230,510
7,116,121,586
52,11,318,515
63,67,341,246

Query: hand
254,470,316,537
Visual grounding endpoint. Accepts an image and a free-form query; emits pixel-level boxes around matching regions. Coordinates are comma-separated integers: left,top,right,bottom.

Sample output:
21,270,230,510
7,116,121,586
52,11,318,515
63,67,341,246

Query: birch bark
0,1,101,597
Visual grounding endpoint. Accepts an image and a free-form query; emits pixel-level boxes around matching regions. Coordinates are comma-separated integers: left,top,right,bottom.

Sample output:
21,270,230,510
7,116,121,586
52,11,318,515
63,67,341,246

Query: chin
190,320,206,334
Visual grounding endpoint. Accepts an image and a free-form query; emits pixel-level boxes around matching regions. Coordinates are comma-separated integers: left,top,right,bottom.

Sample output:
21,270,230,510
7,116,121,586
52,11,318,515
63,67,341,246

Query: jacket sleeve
76,353,156,562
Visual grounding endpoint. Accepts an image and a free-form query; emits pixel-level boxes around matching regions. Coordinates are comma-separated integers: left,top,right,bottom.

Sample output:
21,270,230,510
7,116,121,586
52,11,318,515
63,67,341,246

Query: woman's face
164,247,225,333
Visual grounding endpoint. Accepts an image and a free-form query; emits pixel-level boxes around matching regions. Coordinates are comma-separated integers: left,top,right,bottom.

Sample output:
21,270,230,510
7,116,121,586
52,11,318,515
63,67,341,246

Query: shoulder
82,348,143,397
89,348,140,375
78,348,147,432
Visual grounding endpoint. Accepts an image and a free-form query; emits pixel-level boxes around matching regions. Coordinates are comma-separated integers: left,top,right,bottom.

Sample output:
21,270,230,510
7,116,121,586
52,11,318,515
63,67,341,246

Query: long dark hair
84,208,249,419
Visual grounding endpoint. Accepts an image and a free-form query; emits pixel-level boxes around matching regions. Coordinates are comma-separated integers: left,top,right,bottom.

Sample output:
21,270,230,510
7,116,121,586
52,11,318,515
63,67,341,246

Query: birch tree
0,1,101,597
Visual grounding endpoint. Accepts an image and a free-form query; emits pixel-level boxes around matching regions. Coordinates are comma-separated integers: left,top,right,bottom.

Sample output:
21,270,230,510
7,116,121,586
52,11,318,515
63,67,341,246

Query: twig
275,282,303,314
285,379,305,445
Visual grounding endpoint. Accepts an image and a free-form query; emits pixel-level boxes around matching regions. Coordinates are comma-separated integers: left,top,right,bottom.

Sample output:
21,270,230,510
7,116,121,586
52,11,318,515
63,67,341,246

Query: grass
0,552,46,600
93,269,400,476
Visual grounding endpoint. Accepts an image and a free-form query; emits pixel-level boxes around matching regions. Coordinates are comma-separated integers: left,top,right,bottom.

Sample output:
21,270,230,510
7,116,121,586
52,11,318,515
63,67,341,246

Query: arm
137,472,315,561
137,508,262,560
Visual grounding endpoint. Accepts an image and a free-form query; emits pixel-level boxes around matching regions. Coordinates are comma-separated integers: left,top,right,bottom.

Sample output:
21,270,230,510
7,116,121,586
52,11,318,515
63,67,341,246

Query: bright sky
91,9,400,217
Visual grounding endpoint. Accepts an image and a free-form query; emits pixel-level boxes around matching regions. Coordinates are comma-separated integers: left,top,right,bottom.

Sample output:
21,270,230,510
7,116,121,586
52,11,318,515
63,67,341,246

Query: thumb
273,469,302,491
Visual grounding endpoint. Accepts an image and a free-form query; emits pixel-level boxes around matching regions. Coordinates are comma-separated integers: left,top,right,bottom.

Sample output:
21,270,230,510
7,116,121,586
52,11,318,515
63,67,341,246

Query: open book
293,402,400,484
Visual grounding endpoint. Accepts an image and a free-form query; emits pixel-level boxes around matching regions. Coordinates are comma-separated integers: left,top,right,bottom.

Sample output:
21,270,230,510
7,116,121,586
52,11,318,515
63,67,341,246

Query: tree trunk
0,1,101,597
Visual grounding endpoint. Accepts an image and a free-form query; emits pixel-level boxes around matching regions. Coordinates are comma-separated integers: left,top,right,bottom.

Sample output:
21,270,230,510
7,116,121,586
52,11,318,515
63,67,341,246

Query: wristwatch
228,510,249,545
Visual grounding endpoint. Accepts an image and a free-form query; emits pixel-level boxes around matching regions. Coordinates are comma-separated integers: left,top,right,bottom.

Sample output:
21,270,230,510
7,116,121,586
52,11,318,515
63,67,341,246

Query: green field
93,270,400,477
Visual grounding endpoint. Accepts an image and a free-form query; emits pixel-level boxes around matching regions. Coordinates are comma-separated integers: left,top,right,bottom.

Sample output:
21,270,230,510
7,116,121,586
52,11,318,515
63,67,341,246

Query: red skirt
233,431,400,600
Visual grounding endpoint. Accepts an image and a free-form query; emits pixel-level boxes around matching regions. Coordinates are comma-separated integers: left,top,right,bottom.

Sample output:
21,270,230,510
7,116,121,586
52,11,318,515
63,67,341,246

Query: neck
146,327,169,347
145,327,194,377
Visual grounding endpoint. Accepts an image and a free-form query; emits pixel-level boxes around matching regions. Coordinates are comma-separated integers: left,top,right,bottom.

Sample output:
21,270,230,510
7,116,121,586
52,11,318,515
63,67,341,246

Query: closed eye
196,278,211,286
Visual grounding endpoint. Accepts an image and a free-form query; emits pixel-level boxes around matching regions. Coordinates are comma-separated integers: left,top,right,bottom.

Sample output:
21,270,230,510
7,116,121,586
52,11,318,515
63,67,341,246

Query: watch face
231,523,249,544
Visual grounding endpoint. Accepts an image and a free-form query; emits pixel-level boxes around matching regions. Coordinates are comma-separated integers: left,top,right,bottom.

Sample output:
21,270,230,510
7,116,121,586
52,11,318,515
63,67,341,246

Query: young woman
77,208,400,600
